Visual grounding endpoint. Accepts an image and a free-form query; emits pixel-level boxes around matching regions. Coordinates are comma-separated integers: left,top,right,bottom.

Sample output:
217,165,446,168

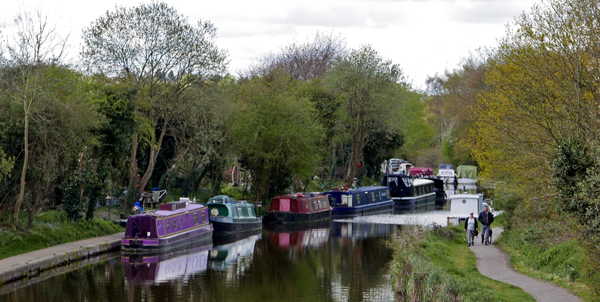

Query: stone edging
0,239,121,286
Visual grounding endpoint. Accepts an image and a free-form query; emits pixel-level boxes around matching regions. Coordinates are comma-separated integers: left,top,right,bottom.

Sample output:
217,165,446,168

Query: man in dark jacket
478,206,494,245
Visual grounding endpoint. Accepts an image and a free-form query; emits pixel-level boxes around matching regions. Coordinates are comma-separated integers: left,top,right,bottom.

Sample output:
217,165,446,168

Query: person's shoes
467,243,470,247
485,242,488,246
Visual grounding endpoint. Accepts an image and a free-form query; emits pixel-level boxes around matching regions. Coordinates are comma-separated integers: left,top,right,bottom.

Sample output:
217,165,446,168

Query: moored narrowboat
324,186,394,218
121,200,213,253
263,193,332,224
207,195,262,236
381,175,436,212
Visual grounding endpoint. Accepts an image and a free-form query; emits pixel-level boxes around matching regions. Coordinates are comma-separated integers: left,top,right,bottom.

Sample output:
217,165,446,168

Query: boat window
356,194,361,204
166,220,170,232
202,211,206,222
194,213,198,225
179,217,182,227
173,219,177,229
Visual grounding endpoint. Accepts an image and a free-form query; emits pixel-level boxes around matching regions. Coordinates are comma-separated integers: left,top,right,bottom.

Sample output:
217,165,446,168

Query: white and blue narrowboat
324,186,394,218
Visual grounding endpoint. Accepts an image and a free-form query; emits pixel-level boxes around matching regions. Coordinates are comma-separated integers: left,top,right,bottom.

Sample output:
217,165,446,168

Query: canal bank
471,228,581,302
389,225,535,301
0,232,123,286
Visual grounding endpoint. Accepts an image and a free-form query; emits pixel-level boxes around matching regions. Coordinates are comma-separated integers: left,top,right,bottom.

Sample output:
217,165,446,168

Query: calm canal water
0,219,414,302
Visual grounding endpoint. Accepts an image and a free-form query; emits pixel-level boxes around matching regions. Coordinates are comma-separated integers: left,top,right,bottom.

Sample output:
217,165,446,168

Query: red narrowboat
263,193,332,224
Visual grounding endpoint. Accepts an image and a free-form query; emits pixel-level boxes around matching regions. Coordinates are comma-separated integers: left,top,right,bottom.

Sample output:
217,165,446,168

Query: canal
0,210,448,302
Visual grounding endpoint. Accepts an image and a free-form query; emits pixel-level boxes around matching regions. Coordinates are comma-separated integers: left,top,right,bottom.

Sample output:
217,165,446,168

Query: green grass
496,224,593,301
389,225,534,301
0,210,124,260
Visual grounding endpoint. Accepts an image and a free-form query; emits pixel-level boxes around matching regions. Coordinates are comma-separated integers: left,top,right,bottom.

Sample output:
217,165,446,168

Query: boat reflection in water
208,230,261,272
330,221,398,239
267,222,331,250
121,242,212,284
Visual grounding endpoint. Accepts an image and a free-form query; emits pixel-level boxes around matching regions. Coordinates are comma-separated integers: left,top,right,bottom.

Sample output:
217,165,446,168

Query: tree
1,8,70,229
81,2,228,195
245,32,346,81
471,1,600,292
229,70,324,202
472,0,600,195
325,45,403,185
162,76,236,197
426,55,486,165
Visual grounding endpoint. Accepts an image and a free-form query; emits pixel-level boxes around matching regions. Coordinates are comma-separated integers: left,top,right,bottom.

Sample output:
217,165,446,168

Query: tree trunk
13,110,29,230
79,150,85,204
129,132,138,186
28,185,40,229
346,122,367,187
138,118,168,194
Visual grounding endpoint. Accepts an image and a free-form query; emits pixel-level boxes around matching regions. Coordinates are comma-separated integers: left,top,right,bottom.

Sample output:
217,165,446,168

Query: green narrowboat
206,195,262,236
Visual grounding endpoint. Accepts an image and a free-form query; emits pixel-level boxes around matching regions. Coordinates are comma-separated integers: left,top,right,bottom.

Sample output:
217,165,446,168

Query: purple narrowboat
121,201,213,253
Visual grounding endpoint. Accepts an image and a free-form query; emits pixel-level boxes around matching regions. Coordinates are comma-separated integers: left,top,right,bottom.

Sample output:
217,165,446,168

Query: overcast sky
1,0,538,88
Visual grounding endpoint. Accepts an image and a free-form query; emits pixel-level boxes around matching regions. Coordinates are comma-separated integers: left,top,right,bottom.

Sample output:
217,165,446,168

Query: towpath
0,232,123,285
470,228,581,302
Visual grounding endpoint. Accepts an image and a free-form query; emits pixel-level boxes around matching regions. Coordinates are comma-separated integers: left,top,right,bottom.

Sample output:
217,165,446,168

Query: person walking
478,206,494,245
464,212,479,247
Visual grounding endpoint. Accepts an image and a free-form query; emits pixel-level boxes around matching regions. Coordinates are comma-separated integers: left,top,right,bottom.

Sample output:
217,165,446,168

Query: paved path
470,228,581,302
0,232,123,285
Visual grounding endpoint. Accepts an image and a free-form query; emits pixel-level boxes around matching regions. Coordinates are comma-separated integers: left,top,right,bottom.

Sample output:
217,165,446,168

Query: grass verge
496,224,593,301
0,210,124,260
389,225,534,301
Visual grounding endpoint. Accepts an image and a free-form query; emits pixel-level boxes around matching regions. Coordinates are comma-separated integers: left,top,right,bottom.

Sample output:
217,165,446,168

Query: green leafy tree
325,45,403,185
0,9,97,229
81,2,228,196
229,71,324,202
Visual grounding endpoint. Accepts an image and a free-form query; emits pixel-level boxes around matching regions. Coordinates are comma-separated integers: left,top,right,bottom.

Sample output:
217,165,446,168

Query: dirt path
470,228,581,302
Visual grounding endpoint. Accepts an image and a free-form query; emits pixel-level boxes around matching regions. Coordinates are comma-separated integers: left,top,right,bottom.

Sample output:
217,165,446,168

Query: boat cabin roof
413,179,434,186
449,193,482,199
438,164,454,170
208,195,236,203
150,203,205,217
350,186,388,193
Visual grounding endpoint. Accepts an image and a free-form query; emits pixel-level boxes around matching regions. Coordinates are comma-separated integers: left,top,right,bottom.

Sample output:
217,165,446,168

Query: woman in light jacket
464,212,479,247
